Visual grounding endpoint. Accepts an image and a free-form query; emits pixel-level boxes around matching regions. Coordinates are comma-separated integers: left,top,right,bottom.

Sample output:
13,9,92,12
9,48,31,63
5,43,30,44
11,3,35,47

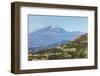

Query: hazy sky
28,15,88,33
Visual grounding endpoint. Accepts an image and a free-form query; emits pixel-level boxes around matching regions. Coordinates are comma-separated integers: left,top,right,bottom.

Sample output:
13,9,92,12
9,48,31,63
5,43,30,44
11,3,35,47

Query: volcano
28,26,84,52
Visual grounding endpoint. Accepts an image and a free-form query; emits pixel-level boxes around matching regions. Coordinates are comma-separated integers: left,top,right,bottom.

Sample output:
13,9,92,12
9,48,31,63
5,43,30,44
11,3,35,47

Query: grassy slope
28,34,88,60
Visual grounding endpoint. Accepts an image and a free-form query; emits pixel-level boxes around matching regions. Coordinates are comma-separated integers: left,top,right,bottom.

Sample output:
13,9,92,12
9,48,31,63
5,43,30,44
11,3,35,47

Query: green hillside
28,34,88,60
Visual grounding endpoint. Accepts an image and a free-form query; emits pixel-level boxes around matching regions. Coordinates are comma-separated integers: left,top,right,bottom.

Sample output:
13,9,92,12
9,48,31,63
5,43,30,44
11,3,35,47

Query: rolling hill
28,33,88,60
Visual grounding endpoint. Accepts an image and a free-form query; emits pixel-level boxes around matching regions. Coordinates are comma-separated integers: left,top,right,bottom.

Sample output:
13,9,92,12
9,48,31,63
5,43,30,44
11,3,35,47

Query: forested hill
28,34,88,60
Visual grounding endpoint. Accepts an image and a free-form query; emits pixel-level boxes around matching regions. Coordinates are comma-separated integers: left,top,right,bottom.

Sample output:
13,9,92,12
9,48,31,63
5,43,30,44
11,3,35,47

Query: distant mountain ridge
28,26,84,52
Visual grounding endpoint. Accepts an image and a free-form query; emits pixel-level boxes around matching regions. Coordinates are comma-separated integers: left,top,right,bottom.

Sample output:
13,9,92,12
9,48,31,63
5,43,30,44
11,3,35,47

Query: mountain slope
59,33,88,59
28,26,83,52
28,34,88,60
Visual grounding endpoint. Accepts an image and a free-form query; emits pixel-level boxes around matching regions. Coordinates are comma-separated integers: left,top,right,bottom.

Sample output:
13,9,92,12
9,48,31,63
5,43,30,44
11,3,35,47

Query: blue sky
28,15,88,33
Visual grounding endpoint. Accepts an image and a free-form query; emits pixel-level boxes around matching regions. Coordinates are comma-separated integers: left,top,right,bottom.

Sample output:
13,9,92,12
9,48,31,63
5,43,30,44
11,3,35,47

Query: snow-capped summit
48,25,59,29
